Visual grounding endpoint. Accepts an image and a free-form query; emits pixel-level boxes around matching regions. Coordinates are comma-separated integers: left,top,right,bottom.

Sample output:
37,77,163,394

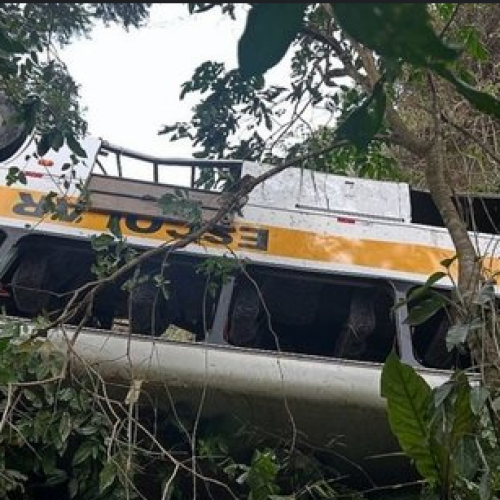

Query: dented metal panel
243,161,411,222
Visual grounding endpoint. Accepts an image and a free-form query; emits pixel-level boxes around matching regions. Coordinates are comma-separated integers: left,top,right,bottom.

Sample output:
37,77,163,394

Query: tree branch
303,23,431,157
42,138,353,335
439,4,462,39
441,112,500,166
301,25,370,89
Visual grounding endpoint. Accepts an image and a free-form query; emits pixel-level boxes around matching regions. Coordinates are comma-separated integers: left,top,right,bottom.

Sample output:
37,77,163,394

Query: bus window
2,234,223,339
406,288,472,370
225,268,397,363
123,254,223,339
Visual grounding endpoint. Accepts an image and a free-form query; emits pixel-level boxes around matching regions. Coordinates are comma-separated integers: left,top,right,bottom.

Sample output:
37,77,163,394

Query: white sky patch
61,5,250,156
60,5,247,182
59,5,333,183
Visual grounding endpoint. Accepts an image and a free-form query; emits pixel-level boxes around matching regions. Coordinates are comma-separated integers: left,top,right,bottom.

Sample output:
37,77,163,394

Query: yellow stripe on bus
265,226,457,277
1,186,499,281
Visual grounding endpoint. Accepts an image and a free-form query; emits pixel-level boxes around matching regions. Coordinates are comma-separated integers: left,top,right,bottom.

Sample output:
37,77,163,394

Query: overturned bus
0,130,496,485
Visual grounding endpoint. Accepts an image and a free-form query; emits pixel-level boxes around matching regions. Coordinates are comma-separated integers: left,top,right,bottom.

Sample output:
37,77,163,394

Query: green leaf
52,130,64,151
473,281,496,306
45,469,68,486
470,386,489,415
91,233,115,251
40,448,58,475
0,27,26,54
332,3,459,67
459,26,489,62
434,66,500,119
440,256,457,269
17,171,27,185
0,365,16,384
433,381,454,408
99,460,117,493
406,272,447,303
247,449,280,500
336,80,386,150
454,435,480,480
0,337,9,354
405,293,446,326
59,411,72,444
381,352,440,481
446,318,483,351
445,324,469,350
37,133,52,157
57,387,75,402
158,193,202,223
106,216,122,240
395,271,446,314
434,3,456,21
77,425,99,436
20,96,40,134
69,477,79,499
238,3,308,78
72,441,94,466
425,373,478,489
66,134,87,158
447,373,475,449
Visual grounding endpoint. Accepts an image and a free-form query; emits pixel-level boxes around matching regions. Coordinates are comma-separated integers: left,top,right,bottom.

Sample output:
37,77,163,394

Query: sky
60,4,276,159
59,5,332,184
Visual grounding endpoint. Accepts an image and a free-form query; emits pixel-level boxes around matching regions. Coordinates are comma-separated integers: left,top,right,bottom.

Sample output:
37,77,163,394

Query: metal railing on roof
98,140,243,188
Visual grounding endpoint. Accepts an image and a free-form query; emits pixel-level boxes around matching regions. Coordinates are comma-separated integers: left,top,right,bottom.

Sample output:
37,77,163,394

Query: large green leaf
430,372,477,488
332,3,459,67
238,3,308,78
381,352,440,481
336,80,386,150
454,436,480,481
440,373,475,449
99,460,117,493
72,440,94,466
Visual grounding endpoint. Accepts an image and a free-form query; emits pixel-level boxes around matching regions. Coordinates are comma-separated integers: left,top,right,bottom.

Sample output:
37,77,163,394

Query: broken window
125,254,223,339
406,287,472,370
225,267,397,363
2,235,224,338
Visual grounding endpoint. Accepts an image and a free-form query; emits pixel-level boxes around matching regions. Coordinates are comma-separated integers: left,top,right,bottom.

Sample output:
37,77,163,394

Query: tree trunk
424,144,480,296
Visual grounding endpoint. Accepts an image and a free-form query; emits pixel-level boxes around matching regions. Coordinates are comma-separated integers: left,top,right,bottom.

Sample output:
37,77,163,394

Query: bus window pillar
393,282,420,367
0,228,25,278
206,276,235,345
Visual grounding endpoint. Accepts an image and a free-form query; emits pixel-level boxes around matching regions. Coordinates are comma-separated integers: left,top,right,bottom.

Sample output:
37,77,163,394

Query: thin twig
42,138,353,337
0,383,15,434
439,4,461,39
442,112,500,166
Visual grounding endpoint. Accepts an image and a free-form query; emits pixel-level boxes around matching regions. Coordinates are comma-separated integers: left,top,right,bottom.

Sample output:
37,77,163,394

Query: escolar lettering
12,192,270,252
